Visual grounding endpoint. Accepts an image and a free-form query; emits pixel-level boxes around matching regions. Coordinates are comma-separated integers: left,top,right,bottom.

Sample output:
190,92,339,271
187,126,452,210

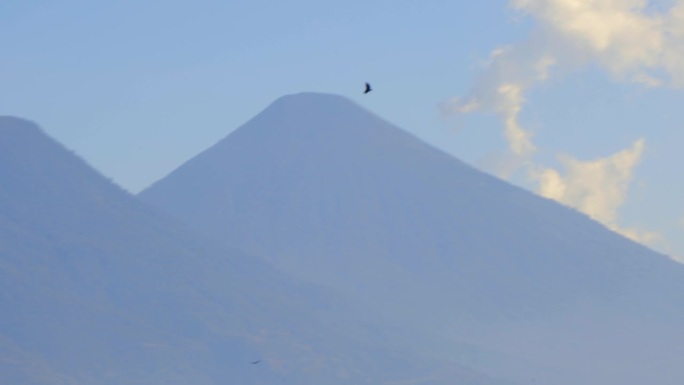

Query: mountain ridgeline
0,116,510,385
141,93,684,385
4,92,684,385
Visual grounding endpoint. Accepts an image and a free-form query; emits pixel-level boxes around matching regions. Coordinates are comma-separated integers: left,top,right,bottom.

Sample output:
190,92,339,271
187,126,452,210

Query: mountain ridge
1,116,510,385
140,92,684,385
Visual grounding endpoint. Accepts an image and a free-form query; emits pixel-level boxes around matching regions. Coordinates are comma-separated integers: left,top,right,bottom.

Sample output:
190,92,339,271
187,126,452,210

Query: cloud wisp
531,139,660,244
444,0,684,251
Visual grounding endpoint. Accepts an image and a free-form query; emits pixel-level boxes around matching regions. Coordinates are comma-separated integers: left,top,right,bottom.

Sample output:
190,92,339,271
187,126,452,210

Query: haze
2,1,684,384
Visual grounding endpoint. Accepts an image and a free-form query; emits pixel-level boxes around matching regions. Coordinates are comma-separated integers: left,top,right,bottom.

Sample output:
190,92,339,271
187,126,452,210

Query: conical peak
0,115,38,127
270,92,358,110
0,116,60,162
0,116,123,196
259,92,372,126
172,92,475,184
0,116,44,141
225,92,402,149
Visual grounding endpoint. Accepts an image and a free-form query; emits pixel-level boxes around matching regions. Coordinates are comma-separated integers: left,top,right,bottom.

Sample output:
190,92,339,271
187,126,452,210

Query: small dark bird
250,360,261,365
364,82,372,94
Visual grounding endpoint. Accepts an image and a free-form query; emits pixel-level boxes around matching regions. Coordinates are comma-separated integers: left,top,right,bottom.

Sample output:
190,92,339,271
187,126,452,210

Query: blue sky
2,0,683,258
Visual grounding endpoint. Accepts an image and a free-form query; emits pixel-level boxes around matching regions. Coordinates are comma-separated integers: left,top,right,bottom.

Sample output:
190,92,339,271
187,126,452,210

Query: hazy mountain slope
140,93,684,385
0,116,509,385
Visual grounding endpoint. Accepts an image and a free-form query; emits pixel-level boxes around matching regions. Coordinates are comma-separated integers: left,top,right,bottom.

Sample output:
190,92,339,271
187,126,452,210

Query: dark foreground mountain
0,116,510,385
141,93,684,385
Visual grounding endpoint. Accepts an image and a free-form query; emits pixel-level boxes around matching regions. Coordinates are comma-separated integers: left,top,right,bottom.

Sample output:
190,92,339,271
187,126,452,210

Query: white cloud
616,226,661,245
444,0,684,249
443,50,551,166
533,139,645,226
497,83,536,158
531,139,659,245
511,0,684,86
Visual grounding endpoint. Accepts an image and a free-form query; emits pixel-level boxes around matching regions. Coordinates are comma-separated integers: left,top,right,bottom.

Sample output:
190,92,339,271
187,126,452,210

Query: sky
2,0,683,259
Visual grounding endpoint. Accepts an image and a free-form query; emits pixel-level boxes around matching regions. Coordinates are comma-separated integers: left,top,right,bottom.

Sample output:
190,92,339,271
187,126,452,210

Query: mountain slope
140,93,684,385
0,116,509,385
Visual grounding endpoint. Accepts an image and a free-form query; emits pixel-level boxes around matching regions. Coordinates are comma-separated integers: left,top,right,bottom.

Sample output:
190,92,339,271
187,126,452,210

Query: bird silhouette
250,360,261,365
364,82,372,94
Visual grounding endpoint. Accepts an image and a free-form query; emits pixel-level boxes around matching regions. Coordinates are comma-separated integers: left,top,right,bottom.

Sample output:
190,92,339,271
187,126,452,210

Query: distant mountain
141,93,684,385
0,116,509,385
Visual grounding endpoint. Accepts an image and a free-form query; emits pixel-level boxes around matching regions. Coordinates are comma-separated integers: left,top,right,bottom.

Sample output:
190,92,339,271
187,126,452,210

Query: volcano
0,116,508,385
141,93,684,385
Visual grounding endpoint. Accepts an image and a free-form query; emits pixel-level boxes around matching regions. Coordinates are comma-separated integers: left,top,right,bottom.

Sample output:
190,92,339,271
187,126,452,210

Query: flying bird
250,360,261,365
364,82,372,94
